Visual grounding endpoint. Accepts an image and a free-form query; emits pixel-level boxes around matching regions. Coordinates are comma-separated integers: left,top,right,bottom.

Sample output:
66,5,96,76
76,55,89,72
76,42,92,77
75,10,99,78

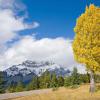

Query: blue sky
21,0,100,39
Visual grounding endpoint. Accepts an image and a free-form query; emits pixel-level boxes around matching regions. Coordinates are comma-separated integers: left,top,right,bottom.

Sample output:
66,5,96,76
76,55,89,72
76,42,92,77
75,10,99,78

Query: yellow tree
72,4,100,93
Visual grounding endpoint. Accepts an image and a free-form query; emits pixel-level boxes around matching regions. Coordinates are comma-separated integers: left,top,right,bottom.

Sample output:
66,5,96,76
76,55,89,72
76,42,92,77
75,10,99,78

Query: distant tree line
0,67,100,93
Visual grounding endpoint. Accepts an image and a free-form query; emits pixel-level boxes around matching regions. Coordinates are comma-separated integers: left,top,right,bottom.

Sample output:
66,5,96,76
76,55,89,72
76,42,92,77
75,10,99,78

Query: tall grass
9,84,100,100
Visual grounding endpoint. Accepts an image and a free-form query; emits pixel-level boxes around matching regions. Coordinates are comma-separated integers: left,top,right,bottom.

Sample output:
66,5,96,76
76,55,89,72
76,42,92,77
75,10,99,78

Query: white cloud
0,36,86,73
0,0,15,9
0,0,26,12
0,0,39,50
0,9,24,44
0,9,39,44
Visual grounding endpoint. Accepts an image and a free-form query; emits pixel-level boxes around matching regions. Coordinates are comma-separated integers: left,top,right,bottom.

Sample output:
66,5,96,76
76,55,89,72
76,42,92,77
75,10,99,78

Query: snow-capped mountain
3,60,71,84
5,60,70,77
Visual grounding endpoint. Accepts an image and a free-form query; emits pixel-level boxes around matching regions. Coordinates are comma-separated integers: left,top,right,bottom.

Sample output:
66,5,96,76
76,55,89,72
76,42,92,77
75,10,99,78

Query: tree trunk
89,70,95,93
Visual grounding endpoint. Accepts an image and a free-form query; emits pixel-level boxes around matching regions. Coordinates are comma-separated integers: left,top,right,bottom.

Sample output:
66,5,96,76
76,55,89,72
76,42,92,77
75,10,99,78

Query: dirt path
0,89,52,100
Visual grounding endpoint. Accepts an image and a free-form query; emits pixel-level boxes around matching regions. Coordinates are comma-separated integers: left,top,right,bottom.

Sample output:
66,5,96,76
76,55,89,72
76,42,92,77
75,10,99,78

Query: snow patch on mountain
5,60,70,77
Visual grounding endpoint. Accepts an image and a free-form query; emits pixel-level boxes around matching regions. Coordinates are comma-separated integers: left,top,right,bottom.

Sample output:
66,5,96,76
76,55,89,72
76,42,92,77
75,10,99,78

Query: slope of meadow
9,84,100,100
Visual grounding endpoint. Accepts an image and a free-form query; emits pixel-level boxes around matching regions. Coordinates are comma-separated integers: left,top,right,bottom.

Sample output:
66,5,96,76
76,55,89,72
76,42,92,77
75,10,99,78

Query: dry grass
9,84,100,100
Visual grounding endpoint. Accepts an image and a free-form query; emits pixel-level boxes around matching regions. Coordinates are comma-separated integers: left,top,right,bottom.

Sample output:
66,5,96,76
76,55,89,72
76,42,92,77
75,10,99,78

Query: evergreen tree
15,81,24,92
26,77,39,90
71,67,80,85
64,76,72,87
38,76,44,89
94,74,100,83
0,72,5,93
79,73,90,83
50,73,58,88
57,76,64,87
64,69,90,87
43,70,51,88
8,81,17,93
39,70,51,89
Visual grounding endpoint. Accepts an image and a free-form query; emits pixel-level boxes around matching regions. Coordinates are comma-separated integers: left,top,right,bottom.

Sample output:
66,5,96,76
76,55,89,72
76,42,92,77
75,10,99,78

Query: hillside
7,84,100,100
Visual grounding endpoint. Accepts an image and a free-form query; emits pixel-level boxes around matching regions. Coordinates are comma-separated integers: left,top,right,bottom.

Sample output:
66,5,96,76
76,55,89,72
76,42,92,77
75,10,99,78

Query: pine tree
0,72,5,93
79,73,90,83
43,70,51,88
57,76,64,87
38,70,51,89
38,76,44,89
8,81,17,93
71,67,80,85
15,81,24,92
64,76,72,87
26,77,39,90
50,73,58,88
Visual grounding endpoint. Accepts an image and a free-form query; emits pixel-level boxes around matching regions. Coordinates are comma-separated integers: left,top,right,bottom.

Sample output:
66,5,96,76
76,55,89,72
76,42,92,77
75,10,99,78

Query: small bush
96,85,100,92
52,87,59,91
70,85,80,89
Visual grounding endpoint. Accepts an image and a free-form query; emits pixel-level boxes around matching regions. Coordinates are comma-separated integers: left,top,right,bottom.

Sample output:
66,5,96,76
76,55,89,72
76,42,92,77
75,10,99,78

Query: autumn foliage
73,4,100,72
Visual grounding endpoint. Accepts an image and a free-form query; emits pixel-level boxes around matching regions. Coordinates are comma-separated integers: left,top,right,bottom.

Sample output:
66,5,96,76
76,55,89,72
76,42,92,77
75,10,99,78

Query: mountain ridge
3,60,71,84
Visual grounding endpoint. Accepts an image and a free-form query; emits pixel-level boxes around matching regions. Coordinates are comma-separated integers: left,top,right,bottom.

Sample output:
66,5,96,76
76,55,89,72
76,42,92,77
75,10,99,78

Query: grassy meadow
9,84,100,100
